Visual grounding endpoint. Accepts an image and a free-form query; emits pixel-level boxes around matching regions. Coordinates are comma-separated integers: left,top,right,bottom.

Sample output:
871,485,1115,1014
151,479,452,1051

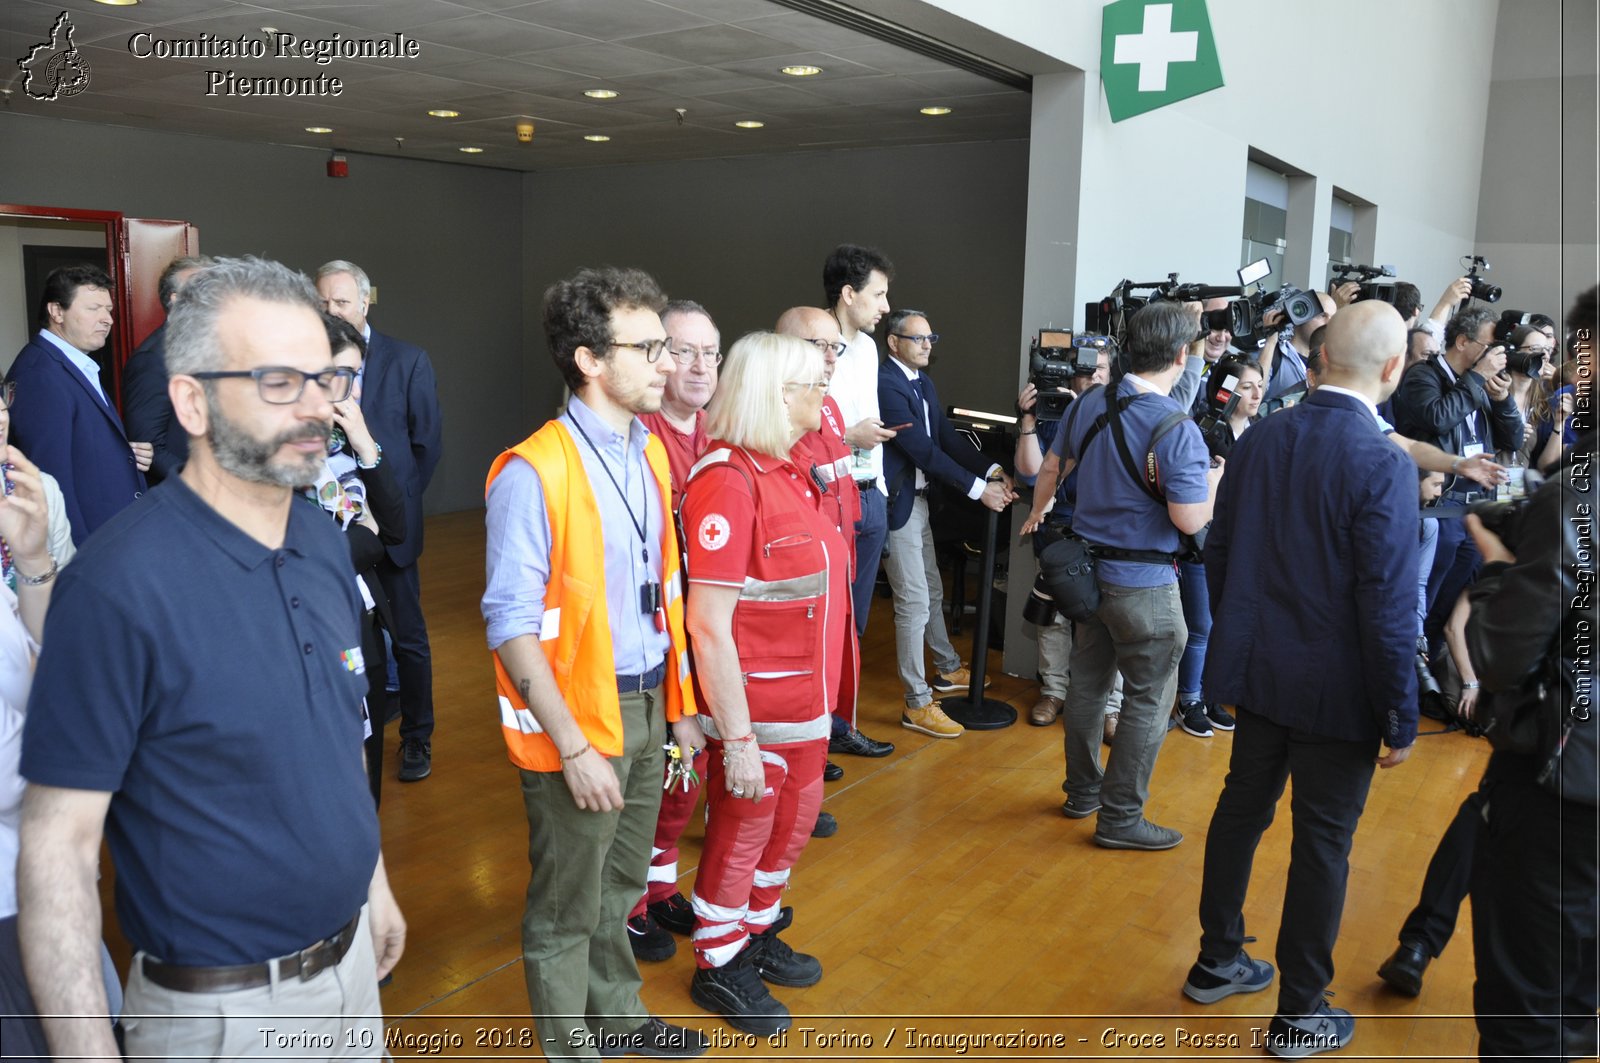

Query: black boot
689,947,791,1035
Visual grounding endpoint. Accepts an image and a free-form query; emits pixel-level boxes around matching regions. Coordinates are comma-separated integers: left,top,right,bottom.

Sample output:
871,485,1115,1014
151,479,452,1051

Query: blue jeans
1424,512,1480,658
1177,560,1211,704
1416,518,1439,638
850,487,887,638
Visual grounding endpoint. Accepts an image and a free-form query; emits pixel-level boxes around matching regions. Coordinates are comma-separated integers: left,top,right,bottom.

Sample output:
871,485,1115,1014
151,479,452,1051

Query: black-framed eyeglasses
803,337,847,357
668,343,723,367
892,332,940,346
191,366,356,404
610,339,671,363
0,381,15,411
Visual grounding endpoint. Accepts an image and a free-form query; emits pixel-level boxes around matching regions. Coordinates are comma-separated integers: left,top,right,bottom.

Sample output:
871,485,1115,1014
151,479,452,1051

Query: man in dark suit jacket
8,264,148,544
120,255,213,485
1181,301,1419,1057
317,260,443,782
877,309,1014,740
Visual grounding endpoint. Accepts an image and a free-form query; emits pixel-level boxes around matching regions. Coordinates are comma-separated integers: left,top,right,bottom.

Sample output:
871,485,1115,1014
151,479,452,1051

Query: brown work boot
901,700,964,739
1029,694,1063,726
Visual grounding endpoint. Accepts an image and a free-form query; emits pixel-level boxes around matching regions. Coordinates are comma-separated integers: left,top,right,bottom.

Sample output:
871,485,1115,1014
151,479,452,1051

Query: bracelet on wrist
560,741,592,763
1019,428,1037,436
15,556,57,586
1461,681,1480,690
357,442,384,470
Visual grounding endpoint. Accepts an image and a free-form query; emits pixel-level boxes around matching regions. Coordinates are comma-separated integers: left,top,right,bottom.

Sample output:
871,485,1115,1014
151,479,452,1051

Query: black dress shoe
828,727,894,758
1377,940,1431,997
598,1016,710,1058
823,760,844,781
811,811,838,838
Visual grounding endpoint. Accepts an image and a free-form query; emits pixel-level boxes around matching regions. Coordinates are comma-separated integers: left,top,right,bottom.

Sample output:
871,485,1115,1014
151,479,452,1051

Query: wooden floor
107,509,1494,1060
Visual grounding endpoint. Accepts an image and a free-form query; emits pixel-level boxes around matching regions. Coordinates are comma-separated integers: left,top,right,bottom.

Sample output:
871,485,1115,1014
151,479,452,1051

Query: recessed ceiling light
919,106,953,116
304,126,333,134
93,0,140,6
584,134,611,142
427,109,460,118
734,120,765,129
584,89,620,99
779,65,822,77
459,146,484,154
261,26,278,35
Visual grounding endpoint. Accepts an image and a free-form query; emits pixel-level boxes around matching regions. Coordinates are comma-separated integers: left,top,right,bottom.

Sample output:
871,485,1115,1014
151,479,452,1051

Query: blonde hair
706,331,823,460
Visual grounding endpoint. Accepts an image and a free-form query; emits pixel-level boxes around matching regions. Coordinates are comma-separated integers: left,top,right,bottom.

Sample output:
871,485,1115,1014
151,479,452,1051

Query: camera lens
1023,584,1058,626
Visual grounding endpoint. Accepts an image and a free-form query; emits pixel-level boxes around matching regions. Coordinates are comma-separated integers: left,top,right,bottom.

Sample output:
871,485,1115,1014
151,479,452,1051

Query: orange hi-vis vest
485,418,696,772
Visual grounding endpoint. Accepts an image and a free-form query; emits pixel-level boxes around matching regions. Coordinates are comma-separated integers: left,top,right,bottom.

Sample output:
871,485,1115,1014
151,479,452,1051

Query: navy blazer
359,328,442,569
1202,388,1419,749
121,322,189,485
9,334,146,545
878,359,994,532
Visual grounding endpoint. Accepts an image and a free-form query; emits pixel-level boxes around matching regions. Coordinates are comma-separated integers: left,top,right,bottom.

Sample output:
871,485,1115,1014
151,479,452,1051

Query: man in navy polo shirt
17,257,405,1060
1050,301,1221,850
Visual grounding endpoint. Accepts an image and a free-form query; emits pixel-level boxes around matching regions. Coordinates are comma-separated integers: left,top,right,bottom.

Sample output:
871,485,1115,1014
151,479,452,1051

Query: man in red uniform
628,299,720,962
775,306,859,795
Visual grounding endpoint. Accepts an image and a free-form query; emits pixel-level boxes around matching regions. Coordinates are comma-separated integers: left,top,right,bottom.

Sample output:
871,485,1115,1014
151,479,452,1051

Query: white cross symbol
1113,3,1199,93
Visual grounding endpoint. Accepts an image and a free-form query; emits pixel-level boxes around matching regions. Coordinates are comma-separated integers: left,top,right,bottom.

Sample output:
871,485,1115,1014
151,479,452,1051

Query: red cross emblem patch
698,513,731,551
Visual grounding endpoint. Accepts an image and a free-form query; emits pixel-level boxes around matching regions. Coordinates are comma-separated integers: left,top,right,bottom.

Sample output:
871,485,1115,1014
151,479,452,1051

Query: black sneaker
828,727,894,758
626,913,676,962
811,811,838,838
1205,703,1236,731
598,1016,710,1058
398,738,431,781
823,760,844,781
747,925,822,987
689,949,791,1035
1178,701,1214,738
647,892,694,936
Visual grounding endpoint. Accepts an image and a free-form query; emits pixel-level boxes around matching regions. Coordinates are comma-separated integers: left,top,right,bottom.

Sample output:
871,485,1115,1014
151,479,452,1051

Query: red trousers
629,748,709,920
689,738,826,968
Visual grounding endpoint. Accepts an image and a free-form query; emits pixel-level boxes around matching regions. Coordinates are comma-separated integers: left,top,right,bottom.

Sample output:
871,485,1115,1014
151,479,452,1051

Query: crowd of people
0,244,1590,1062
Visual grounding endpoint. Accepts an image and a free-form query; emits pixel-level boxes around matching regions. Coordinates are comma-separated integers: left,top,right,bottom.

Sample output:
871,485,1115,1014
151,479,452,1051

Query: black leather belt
853,477,876,487
618,661,665,694
913,487,929,497
141,913,360,993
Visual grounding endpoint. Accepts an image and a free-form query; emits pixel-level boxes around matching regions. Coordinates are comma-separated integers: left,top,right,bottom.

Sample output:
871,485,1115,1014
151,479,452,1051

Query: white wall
0,220,106,367
866,0,1502,322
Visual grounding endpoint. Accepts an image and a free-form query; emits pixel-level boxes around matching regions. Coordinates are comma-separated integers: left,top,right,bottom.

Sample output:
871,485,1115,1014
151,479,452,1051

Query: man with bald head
1181,301,1419,1056
777,306,865,789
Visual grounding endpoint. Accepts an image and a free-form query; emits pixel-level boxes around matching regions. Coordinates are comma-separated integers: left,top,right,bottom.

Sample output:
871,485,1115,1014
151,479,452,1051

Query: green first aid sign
1101,0,1224,122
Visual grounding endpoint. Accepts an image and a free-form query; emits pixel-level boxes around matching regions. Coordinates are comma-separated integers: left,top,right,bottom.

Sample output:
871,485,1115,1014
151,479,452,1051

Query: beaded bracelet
15,556,57,586
560,741,592,763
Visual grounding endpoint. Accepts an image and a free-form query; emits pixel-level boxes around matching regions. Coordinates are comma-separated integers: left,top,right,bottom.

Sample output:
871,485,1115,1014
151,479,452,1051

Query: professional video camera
1028,329,1113,419
1329,262,1399,305
1092,259,1277,351
1464,254,1502,304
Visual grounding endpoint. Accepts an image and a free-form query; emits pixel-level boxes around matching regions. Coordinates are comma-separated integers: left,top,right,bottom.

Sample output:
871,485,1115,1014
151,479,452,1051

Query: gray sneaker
1264,1001,1354,1058
1060,795,1102,819
1093,818,1183,851
1182,950,1275,1003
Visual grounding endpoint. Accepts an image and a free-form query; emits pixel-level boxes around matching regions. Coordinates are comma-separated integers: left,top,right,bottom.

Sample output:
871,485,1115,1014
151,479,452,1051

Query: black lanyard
569,414,663,620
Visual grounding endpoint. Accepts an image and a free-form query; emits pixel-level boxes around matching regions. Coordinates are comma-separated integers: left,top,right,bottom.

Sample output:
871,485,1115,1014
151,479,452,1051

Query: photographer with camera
1462,284,1595,1062
1016,358,1126,738
1259,290,1336,411
1044,301,1221,850
1501,324,1564,473
1391,307,1524,662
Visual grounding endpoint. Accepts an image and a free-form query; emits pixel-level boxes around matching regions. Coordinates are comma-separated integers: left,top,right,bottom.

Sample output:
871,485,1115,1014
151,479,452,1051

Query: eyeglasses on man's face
610,338,671,363
892,332,939,346
667,343,723,367
191,366,356,405
802,337,846,357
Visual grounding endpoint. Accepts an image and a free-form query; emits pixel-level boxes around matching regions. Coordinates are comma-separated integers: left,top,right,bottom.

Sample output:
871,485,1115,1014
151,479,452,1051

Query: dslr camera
1330,262,1399,305
1464,254,1502,303
1193,360,1251,459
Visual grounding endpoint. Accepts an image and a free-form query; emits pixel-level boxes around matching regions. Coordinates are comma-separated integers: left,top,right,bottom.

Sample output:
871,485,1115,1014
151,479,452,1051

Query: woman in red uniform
680,332,849,1036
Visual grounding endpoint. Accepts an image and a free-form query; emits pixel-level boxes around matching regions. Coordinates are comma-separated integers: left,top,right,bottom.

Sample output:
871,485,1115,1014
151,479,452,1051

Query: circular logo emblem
697,513,731,551
46,51,92,99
